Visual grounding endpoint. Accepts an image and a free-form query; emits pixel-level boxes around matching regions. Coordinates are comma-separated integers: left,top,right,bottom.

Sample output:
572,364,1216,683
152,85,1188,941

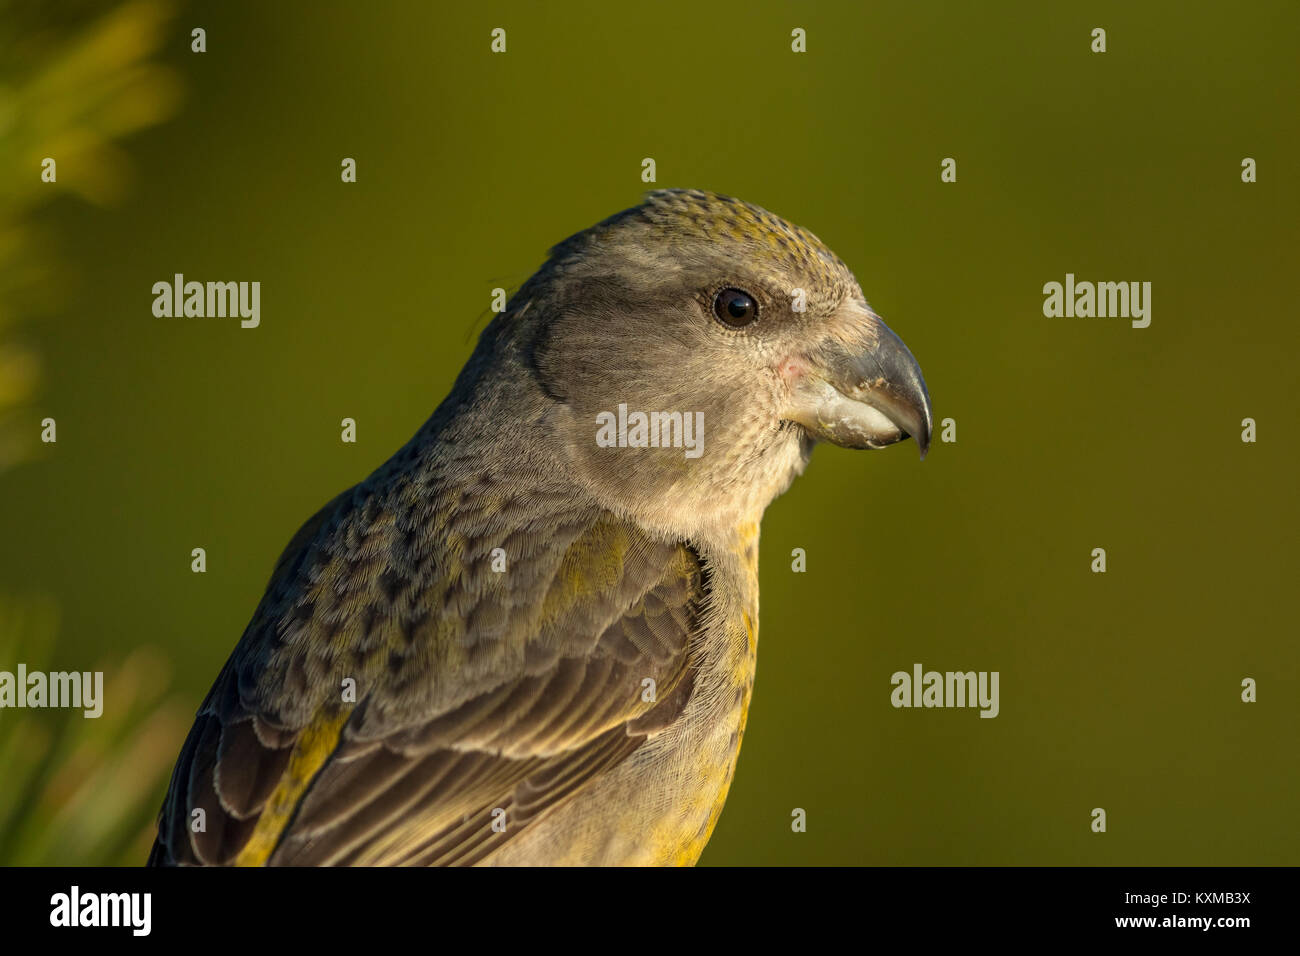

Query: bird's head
489,189,932,539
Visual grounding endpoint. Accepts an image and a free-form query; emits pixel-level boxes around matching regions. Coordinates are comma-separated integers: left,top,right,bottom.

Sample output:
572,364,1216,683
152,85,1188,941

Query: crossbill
149,189,932,866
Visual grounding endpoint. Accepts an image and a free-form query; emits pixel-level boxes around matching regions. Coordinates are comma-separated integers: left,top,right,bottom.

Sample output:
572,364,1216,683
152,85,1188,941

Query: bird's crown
549,188,854,295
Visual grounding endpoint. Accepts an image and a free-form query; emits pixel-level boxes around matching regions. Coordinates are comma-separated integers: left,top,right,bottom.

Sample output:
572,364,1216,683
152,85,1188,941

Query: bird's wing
150,480,704,866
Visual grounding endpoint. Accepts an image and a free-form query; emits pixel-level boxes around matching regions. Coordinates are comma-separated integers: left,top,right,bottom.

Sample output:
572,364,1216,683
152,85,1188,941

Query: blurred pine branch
0,596,189,865
0,0,182,471
0,0,187,864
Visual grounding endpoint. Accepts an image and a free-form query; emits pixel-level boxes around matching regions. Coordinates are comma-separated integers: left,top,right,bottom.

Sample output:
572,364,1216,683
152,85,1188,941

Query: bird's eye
712,288,759,327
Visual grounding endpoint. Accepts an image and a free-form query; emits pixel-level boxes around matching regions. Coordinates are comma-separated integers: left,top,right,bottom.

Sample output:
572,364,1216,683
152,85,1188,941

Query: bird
148,188,932,866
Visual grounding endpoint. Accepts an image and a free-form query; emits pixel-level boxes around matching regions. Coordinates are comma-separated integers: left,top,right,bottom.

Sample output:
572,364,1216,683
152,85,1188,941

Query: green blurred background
1,0,1296,865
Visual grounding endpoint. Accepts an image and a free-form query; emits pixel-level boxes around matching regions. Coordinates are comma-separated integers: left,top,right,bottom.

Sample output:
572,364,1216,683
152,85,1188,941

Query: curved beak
782,306,933,459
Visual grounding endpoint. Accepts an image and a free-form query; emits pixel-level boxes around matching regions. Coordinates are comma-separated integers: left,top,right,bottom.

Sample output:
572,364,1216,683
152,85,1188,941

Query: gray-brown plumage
149,189,932,866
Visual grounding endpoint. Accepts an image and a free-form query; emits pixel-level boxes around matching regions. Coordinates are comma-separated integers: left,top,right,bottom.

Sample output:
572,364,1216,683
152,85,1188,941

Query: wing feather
150,482,704,867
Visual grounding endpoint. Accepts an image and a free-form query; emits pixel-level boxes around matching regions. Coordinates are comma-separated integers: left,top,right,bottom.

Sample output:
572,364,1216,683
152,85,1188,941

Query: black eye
712,288,758,327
